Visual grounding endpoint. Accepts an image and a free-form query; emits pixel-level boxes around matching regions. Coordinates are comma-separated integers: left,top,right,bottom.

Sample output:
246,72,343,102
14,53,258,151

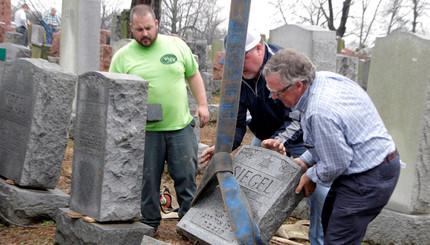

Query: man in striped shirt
263,48,400,244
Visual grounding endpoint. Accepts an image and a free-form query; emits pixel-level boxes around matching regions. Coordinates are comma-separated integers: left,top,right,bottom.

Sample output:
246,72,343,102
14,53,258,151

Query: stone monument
177,146,304,244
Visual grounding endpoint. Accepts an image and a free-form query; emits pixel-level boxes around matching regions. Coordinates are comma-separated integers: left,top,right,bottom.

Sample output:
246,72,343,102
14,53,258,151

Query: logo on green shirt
160,54,177,64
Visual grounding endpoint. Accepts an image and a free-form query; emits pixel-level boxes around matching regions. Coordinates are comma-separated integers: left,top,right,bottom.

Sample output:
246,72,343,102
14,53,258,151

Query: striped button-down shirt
294,71,395,187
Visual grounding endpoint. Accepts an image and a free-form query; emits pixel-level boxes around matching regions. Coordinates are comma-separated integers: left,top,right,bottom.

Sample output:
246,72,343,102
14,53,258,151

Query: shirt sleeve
305,112,353,187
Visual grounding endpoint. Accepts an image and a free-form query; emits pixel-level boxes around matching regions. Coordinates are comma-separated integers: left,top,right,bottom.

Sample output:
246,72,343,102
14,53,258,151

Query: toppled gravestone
69,71,148,222
177,146,304,244
0,58,76,189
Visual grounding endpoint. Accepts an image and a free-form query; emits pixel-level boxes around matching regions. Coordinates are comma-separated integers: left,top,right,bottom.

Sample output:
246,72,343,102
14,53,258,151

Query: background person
14,4,30,47
42,8,61,45
109,4,209,234
263,48,400,244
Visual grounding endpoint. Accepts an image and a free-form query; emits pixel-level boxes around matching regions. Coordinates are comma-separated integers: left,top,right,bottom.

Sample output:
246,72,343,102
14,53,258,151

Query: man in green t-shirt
109,4,209,233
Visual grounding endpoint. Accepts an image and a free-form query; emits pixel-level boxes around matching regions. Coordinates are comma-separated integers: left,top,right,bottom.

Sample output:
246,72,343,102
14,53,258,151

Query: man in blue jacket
200,29,304,160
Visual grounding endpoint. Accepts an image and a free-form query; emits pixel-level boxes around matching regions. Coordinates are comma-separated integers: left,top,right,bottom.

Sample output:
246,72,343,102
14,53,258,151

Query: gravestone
5,31,24,45
187,40,208,72
0,42,31,60
365,31,430,244
30,24,45,46
0,178,69,225
55,208,152,245
69,71,148,222
177,146,304,244
60,0,101,75
358,58,371,90
268,24,337,72
336,54,358,82
0,58,76,189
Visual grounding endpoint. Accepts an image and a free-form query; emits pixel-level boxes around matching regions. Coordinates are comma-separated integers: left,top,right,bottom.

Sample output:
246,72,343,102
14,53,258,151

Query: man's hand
295,173,316,197
199,145,215,168
261,139,286,155
195,105,209,128
293,157,308,171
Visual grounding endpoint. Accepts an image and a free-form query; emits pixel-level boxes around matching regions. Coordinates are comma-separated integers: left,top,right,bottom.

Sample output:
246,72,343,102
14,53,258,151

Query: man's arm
186,69,209,128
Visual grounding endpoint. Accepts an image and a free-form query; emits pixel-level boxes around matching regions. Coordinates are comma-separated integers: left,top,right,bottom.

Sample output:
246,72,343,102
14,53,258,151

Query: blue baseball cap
219,29,261,65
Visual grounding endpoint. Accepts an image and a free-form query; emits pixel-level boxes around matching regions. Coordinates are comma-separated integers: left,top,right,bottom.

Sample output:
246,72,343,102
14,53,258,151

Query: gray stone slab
0,178,69,225
0,42,31,60
367,32,430,214
0,58,76,189
269,24,337,72
140,236,170,245
55,208,152,245
365,208,430,245
186,40,208,71
336,54,358,83
147,103,163,122
212,79,221,94
30,24,45,46
177,146,304,244
69,72,148,222
5,31,24,45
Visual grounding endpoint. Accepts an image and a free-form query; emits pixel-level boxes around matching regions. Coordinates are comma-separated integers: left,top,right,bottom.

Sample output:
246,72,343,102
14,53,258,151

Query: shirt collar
294,83,311,113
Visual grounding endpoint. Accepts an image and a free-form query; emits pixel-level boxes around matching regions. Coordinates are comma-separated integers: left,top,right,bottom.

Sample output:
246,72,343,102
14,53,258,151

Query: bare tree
357,0,383,48
411,0,429,33
101,0,121,30
383,0,410,35
322,0,352,38
270,0,326,26
159,0,225,43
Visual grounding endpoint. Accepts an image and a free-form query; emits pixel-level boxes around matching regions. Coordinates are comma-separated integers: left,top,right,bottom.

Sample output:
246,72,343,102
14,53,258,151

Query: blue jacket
233,43,304,157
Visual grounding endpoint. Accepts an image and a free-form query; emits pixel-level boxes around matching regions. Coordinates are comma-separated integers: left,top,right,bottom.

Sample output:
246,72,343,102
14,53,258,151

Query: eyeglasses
266,83,293,96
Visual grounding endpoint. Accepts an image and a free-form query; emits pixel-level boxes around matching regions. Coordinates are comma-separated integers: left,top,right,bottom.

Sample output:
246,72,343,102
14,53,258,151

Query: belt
383,150,398,162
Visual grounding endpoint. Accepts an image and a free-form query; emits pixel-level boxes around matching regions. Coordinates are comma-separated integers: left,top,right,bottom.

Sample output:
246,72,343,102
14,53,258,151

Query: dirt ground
0,94,310,245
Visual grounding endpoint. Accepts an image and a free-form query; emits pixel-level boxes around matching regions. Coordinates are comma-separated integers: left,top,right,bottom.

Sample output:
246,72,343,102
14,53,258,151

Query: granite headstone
0,58,76,189
177,146,304,244
69,71,148,222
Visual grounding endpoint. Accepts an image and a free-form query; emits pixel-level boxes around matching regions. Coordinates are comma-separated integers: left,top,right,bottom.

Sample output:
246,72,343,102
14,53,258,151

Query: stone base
0,178,69,225
55,208,153,245
365,208,430,245
291,200,430,245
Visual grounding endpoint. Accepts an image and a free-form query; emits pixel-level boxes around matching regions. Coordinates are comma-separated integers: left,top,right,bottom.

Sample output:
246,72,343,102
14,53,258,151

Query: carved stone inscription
74,74,108,157
0,64,32,178
189,186,236,243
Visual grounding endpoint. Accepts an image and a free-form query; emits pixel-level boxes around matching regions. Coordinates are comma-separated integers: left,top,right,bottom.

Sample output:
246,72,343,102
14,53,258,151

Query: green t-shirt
109,35,198,131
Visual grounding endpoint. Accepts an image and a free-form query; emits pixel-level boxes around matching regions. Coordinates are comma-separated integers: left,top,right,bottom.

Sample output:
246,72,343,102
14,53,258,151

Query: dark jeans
140,121,198,229
322,154,400,244
16,26,28,47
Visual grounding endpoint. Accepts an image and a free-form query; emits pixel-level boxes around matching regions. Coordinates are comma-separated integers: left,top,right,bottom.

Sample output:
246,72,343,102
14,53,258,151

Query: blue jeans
140,121,198,229
16,26,28,47
308,184,330,245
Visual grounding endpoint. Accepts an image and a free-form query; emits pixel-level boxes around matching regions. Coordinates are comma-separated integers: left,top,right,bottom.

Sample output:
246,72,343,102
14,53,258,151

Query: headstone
177,146,304,244
268,24,337,72
0,178,69,225
5,31,24,45
140,236,170,245
187,40,208,72
336,54,358,82
60,0,101,75
55,208,152,245
0,43,31,60
357,58,371,90
111,38,133,56
69,71,148,222
30,24,45,46
201,71,213,104
365,31,430,244
0,0,11,26
0,58,76,189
